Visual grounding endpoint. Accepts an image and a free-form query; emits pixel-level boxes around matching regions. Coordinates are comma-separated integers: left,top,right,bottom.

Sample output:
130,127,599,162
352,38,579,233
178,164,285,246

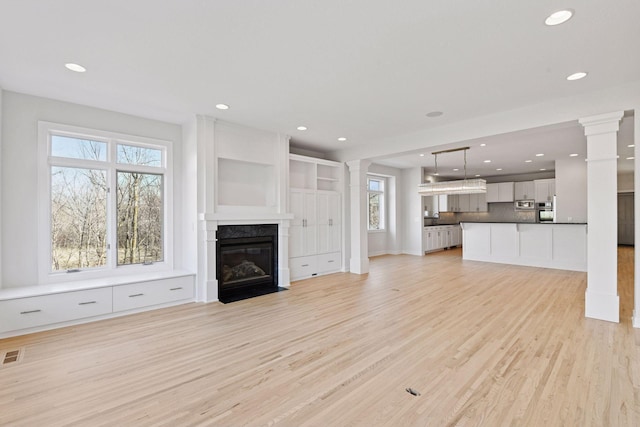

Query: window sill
368,229,387,234
0,270,195,301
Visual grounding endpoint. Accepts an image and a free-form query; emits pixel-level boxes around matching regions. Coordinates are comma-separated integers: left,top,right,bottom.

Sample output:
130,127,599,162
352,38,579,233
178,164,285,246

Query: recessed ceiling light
480,143,486,147
483,160,491,163
569,153,579,157
426,111,443,118
567,72,587,81
628,144,635,148
215,104,229,110
296,126,307,131
338,137,347,142
536,153,544,157
453,168,459,171
434,172,440,176
496,168,503,171
525,160,533,163
627,157,635,160
540,168,546,171
419,153,425,157
475,174,481,177
65,63,86,73
545,10,573,26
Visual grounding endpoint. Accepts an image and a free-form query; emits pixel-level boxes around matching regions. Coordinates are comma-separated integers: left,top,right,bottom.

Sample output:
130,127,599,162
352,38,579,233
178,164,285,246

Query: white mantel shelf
199,213,294,222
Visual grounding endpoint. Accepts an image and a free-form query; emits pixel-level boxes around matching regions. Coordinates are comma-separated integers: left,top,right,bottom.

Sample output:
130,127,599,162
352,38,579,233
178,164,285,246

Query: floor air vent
1,348,24,366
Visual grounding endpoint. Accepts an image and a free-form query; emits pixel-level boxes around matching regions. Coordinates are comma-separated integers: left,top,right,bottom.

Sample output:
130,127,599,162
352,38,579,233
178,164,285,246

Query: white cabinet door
486,183,500,203
469,193,488,212
317,192,341,254
515,181,535,200
290,189,317,257
438,194,450,212
457,194,470,212
535,179,556,202
498,182,514,202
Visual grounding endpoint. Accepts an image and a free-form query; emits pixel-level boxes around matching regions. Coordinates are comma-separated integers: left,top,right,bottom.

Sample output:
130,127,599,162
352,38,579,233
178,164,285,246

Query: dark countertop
459,221,587,225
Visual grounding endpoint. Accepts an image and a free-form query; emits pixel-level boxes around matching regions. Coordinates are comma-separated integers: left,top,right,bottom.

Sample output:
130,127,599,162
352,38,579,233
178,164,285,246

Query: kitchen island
461,222,587,272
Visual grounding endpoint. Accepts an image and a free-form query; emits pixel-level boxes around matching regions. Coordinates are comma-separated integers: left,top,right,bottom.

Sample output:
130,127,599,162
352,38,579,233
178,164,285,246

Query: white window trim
367,176,386,232
37,121,174,284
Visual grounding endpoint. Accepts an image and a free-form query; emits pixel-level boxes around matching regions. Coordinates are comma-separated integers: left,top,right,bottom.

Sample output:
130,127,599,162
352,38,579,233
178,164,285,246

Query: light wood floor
1,248,639,426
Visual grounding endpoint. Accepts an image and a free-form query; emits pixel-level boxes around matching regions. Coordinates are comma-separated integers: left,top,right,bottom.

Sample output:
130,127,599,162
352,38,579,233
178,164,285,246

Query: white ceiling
0,1,638,168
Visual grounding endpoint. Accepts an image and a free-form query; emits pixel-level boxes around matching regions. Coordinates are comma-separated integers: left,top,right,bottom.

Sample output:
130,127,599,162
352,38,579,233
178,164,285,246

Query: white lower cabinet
423,225,462,253
0,274,195,337
0,287,113,333
113,276,194,312
290,252,341,280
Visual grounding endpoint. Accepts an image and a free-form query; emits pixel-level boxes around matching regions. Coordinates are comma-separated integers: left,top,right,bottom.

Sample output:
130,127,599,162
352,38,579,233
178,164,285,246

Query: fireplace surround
216,224,283,303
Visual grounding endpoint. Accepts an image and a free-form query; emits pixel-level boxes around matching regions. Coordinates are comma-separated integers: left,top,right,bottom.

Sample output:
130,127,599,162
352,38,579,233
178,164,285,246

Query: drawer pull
327,260,335,263
129,293,144,298
20,309,42,314
78,301,97,305
301,264,309,267
169,287,183,291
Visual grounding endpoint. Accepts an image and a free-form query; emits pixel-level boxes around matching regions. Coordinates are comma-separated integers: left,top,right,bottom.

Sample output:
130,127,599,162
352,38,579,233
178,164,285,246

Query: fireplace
216,224,283,303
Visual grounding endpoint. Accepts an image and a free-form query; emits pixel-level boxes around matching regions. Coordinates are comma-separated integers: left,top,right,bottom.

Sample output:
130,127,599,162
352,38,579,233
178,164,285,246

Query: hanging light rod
431,146,470,155
418,146,486,196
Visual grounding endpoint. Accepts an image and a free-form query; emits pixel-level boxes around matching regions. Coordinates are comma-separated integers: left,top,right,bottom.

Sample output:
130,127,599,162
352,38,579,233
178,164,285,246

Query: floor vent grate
1,348,25,366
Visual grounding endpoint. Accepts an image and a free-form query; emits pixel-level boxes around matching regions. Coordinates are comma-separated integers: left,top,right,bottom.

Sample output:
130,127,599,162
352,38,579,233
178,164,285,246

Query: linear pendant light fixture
418,147,487,195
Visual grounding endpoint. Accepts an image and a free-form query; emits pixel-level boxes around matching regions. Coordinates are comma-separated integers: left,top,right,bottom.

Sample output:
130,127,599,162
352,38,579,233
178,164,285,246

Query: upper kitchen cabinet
469,193,488,212
534,179,556,202
486,182,514,203
514,181,535,200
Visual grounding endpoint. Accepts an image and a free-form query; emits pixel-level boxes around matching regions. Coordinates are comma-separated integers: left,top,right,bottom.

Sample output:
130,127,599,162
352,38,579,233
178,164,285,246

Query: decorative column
346,159,371,274
634,109,640,328
579,111,623,323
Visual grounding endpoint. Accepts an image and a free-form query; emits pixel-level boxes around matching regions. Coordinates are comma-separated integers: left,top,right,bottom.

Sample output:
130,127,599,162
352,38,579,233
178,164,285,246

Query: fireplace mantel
199,212,294,222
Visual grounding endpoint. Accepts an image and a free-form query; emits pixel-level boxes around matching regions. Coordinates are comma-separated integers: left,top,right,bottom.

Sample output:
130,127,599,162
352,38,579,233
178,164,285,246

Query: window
367,177,385,231
39,122,172,282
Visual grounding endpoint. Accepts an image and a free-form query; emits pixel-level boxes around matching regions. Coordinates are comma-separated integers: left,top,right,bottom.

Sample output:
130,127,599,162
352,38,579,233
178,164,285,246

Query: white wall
1,91,183,288
555,158,588,223
367,163,403,257
401,167,423,255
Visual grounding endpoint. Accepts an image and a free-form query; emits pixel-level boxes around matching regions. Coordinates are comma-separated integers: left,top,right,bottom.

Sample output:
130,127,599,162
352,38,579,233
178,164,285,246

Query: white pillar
634,109,640,328
579,111,623,323
347,160,371,274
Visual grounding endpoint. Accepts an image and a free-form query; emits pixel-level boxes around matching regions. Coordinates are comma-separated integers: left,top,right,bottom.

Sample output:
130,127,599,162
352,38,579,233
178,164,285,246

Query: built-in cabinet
0,274,195,338
534,179,556,202
289,155,343,280
423,225,461,253
514,181,535,200
486,182,514,203
437,193,487,213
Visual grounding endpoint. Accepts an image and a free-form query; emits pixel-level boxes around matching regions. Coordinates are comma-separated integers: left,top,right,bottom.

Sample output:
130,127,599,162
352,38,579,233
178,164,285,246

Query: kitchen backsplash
431,202,536,225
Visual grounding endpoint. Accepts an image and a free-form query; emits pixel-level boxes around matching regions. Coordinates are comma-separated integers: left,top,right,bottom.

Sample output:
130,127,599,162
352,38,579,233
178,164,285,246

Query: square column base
633,310,640,328
585,290,619,323
350,257,370,275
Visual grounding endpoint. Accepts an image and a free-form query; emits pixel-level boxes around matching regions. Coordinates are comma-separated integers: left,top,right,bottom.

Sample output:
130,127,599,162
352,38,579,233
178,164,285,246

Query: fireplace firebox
216,224,283,303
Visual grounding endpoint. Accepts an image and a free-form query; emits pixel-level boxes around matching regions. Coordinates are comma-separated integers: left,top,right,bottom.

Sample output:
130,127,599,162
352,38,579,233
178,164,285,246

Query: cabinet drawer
290,256,318,280
0,288,113,333
113,276,194,312
317,252,341,273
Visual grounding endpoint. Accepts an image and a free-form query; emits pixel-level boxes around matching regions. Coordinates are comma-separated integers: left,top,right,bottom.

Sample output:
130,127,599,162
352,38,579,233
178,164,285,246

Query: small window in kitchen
367,176,385,231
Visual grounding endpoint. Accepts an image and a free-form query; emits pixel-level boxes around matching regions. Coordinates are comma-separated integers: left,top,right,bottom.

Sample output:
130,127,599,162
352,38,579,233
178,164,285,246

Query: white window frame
367,176,385,232
38,121,174,284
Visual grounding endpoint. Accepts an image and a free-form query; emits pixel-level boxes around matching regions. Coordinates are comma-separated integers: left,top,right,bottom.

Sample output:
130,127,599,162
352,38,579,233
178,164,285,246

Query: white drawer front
290,256,318,280
317,252,341,273
0,288,113,333
113,276,194,312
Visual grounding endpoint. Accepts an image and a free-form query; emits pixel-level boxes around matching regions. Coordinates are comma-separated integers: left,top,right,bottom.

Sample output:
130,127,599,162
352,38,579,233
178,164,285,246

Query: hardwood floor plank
1,248,639,426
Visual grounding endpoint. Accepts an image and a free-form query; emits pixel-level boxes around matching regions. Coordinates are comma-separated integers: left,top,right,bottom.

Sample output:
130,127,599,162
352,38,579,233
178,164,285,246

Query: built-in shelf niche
290,154,342,192
217,157,276,208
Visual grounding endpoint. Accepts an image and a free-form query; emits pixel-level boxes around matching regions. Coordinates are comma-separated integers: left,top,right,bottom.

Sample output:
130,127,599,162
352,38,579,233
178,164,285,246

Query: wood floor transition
1,247,639,426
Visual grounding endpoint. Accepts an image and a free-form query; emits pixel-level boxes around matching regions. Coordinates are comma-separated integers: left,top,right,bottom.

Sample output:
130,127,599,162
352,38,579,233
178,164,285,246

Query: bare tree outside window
367,177,385,231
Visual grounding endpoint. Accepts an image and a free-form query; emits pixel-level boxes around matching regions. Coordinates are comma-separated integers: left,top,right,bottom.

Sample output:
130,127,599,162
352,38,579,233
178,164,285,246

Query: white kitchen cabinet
457,194,470,212
290,155,344,280
438,194,472,212
535,179,556,202
486,182,514,203
514,181,535,200
424,225,461,253
468,193,488,212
